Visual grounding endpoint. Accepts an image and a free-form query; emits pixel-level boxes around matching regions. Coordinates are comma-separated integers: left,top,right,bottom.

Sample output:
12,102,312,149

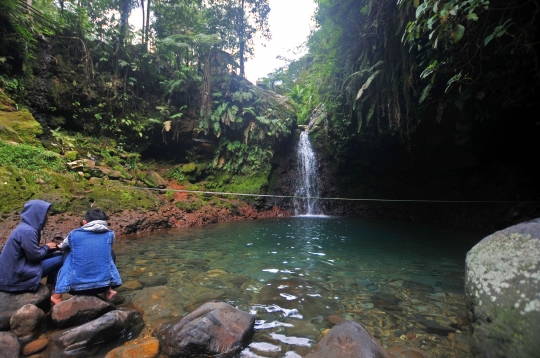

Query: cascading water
294,129,322,216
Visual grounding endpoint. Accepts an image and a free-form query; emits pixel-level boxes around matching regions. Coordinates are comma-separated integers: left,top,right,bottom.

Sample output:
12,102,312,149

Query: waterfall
294,129,322,216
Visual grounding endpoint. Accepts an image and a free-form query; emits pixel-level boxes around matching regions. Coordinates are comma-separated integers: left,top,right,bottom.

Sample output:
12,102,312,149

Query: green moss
86,183,159,213
176,198,202,212
65,150,78,161
0,109,42,144
182,163,197,174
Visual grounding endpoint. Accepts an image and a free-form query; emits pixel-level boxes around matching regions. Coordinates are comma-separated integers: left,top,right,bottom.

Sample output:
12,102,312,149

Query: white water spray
294,129,321,216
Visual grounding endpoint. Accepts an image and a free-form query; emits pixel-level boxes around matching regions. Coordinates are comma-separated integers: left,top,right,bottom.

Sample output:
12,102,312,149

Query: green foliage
0,141,65,173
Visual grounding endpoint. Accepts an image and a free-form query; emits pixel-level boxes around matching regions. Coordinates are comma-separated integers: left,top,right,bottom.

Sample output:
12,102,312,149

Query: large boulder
157,301,255,357
304,321,390,358
10,304,46,344
465,218,540,357
47,308,143,358
51,295,115,328
142,171,167,188
0,284,50,330
0,331,20,357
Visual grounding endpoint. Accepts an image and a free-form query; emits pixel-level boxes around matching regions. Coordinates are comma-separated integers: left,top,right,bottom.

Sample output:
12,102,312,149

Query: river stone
386,344,433,358
22,337,49,356
0,284,50,330
157,301,255,357
47,308,143,358
465,218,540,358
304,321,390,358
0,331,20,357
104,337,160,358
138,273,168,287
51,295,115,328
10,304,46,341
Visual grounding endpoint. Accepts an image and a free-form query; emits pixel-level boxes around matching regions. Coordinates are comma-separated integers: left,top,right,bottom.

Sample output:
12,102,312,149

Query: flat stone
138,273,168,288
117,280,143,292
51,295,115,328
376,293,400,306
105,337,160,358
22,338,49,356
414,315,455,336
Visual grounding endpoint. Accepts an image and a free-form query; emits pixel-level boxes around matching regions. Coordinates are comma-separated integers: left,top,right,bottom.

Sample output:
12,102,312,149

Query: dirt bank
0,203,289,249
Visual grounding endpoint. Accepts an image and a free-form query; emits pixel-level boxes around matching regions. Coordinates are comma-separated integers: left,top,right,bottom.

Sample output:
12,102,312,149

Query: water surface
114,217,484,357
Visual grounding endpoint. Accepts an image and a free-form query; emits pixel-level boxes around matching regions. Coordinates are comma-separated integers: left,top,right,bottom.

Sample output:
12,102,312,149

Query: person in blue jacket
52,208,121,304
0,200,63,293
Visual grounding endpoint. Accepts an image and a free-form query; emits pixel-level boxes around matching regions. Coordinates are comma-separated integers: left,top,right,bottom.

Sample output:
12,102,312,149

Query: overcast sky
130,0,317,84
244,0,317,84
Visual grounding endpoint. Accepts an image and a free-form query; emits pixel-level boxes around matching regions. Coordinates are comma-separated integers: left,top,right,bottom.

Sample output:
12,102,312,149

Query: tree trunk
141,0,145,44
239,0,245,77
145,0,151,45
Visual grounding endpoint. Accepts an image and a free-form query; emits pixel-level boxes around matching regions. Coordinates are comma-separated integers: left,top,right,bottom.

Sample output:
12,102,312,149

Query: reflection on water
114,217,484,357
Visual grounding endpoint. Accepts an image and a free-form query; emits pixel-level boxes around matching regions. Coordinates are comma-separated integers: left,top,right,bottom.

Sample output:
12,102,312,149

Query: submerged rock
157,301,255,357
465,218,540,357
105,337,160,358
304,321,389,358
386,344,433,358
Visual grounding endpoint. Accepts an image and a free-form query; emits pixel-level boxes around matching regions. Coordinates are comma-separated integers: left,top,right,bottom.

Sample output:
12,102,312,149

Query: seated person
52,208,122,304
0,200,63,293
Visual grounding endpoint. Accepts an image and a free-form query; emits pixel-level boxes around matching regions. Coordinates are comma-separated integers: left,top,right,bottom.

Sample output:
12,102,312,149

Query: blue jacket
55,226,122,293
0,200,52,292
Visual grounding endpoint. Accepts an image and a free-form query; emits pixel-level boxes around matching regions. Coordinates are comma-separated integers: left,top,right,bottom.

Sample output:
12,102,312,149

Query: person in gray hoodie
0,200,63,292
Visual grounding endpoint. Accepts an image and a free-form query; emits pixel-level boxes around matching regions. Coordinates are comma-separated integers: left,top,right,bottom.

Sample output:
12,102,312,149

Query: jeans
41,251,63,285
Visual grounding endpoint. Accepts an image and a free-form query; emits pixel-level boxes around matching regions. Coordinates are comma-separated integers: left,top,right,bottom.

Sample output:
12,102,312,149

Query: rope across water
118,185,537,204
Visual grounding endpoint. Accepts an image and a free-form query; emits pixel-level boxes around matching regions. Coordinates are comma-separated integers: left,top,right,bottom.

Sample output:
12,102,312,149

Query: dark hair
85,208,109,222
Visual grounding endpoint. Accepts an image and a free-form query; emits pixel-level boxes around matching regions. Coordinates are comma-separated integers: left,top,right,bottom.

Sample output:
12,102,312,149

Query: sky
130,0,317,84
244,0,317,84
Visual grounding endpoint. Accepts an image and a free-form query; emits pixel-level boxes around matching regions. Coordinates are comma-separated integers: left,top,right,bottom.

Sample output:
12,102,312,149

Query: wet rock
183,290,225,312
304,321,390,358
104,337,160,358
376,293,400,306
403,281,433,292
51,295,115,328
143,171,167,189
22,337,49,356
88,177,103,186
100,167,122,179
0,331,20,357
117,280,143,292
138,273,168,287
10,304,46,343
386,344,433,358
414,315,455,336
465,219,540,358
327,315,345,325
131,286,184,325
157,301,255,358
0,284,50,330
47,308,143,358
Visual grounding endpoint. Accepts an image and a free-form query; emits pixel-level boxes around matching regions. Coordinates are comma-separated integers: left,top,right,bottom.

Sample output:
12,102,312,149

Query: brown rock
100,167,122,179
0,332,20,357
51,295,115,328
386,344,433,358
327,315,345,325
105,338,160,358
22,338,49,356
406,332,417,340
305,321,390,358
88,177,103,185
10,304,46,339
117,280,143,292
157,301,255,358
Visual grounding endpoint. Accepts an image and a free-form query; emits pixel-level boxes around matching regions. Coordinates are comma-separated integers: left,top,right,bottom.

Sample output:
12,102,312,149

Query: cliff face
265,106,540,231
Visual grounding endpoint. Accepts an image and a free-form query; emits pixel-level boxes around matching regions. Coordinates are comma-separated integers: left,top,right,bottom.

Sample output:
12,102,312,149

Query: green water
114,216,484,357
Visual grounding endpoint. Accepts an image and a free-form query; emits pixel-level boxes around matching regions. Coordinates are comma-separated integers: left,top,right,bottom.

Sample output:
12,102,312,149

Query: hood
20,200,51,231
82,220,109,232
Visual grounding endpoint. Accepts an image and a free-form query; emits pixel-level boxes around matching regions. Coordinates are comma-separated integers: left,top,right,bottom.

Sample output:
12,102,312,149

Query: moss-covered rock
182,163,197,174
64,150,78,161
465,219,540,357
142,171,167,188
0,109,42,144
